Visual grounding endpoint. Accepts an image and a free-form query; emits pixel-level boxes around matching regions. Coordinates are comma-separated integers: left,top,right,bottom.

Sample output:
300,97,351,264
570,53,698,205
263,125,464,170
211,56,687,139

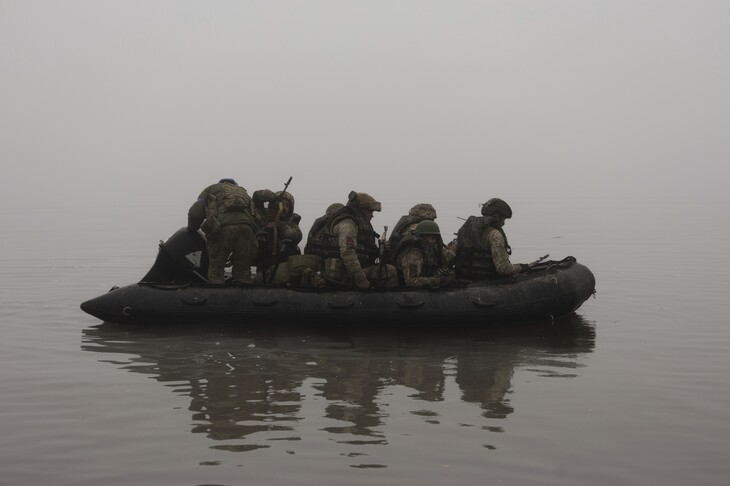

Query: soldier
252,188,302,282
305,191,398,289
187,178,258,284
388,203,438,249
392,220,457,288
304,202,344,254
454,198,530,281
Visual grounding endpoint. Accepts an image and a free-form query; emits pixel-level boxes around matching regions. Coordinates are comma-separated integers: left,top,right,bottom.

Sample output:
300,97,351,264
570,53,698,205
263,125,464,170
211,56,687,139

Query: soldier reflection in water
82,320,595,447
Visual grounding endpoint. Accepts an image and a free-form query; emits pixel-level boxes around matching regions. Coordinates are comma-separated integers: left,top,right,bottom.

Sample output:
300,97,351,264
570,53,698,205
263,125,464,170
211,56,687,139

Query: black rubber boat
80,228,596,327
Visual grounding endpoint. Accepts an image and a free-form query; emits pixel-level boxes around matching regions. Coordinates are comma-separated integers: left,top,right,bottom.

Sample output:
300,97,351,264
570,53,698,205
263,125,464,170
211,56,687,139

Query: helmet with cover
276,191,295,209
347,191,382,212
408,203,437,220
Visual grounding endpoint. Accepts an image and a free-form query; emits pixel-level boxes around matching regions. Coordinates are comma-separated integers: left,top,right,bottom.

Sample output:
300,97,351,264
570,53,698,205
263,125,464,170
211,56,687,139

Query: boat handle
472,299,497,308
181,295,207,305
327,301,355,309
252,298,279,307
397,300,425,309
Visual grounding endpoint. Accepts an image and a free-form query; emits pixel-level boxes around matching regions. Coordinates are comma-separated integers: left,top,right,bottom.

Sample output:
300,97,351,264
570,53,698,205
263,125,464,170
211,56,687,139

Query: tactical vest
455,216,510,280
388,214,429,248
303,214,329,255
305,206,379,266
198,183,256,235
393,234,443,277
208,183,252,217
257,212,302,267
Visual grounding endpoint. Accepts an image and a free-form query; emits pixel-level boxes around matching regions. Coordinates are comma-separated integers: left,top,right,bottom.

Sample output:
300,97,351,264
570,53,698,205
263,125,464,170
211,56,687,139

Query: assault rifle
378,225,388,277
528,254,549,267
279,176,293,198
268,176,293,284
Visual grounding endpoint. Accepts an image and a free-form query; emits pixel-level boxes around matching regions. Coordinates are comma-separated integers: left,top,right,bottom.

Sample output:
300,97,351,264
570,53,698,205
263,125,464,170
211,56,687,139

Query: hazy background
2,0,729,251
3,3,730,484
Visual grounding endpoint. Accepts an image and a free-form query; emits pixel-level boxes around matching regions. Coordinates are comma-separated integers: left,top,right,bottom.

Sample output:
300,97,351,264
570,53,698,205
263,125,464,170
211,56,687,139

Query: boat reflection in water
81,315,594,457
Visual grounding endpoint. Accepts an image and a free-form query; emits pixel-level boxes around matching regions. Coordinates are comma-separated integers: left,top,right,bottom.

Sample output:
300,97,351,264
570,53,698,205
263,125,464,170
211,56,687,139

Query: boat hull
81,260,595,327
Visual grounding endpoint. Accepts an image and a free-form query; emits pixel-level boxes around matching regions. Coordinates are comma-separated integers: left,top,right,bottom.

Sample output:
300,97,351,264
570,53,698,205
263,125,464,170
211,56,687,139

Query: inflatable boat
80,228,596,327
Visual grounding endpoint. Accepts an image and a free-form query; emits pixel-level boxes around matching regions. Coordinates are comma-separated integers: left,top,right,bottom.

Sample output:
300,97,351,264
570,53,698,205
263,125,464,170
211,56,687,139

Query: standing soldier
305,191,398,289
454,198,530,281
187,178,258,284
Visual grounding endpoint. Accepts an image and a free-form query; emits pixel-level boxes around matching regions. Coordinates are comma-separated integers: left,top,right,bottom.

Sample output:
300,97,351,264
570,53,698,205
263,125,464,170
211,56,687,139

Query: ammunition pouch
287,255,323,287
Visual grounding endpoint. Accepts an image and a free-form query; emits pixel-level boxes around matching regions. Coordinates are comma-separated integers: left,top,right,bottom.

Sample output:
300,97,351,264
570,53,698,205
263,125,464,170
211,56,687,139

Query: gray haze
2,0,729,242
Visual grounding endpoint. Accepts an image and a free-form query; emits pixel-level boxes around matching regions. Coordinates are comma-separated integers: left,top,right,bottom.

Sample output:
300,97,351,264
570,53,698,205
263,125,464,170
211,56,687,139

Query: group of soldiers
187,178,532,288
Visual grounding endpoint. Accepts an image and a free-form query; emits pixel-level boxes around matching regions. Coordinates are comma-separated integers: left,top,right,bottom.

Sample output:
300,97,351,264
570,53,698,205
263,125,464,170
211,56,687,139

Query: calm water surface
2,199,729,485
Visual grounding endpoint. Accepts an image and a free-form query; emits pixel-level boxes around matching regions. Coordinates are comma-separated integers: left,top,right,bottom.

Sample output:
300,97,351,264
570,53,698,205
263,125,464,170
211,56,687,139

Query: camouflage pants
206,224,257,284
364,264,400,289
323,259,399,288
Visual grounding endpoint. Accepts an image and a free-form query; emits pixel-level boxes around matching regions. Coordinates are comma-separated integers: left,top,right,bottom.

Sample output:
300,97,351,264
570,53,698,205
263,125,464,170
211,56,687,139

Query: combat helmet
276,191,295,209
414,220,441,236
481,198,512,218
347,191,382,212
265,191,295,219
408,203,437,220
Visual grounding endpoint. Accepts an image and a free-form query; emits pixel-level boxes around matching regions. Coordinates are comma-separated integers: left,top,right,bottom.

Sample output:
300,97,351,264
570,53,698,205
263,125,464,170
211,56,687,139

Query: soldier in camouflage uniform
187,178,258,284
388,203,457,264
305,192,398,289
252,189,302,280
388,203,438,249
454,198,530,281
392,220,457,288
304,203,344,253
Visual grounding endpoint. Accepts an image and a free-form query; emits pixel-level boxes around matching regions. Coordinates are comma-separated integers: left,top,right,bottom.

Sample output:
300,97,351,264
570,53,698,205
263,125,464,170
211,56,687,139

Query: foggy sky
2,0,729,240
